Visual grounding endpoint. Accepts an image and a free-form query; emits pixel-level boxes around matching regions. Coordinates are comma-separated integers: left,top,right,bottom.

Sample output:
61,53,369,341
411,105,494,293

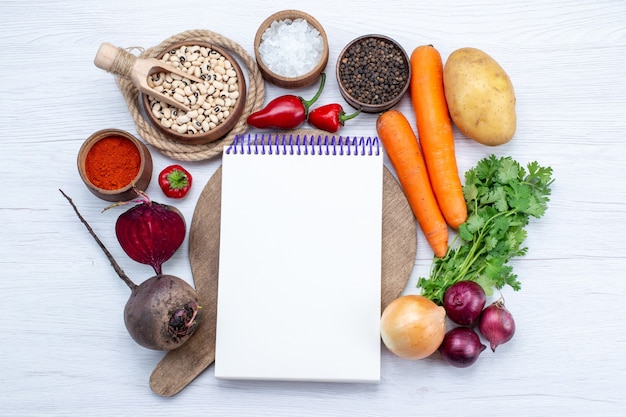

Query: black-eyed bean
174,93,185,103
173,92,186,103
147,44,241,136
176,114,190,124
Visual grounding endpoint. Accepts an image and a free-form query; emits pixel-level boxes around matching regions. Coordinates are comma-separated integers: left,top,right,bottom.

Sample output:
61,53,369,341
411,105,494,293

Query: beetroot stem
59,189,137,291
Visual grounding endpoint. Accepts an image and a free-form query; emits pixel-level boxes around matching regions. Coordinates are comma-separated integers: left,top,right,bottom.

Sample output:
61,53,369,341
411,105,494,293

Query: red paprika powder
85,136,141,190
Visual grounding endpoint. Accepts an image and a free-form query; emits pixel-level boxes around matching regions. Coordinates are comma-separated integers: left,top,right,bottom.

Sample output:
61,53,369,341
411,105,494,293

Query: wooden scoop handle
94,42,203,112
94,42,135,76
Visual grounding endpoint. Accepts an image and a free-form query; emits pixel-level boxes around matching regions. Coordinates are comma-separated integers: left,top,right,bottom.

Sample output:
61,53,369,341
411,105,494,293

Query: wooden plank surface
1,0,625,416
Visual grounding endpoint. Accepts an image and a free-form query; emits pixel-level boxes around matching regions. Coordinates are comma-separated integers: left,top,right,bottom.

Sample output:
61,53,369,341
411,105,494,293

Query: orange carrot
410,45,467,229
376,109,448,258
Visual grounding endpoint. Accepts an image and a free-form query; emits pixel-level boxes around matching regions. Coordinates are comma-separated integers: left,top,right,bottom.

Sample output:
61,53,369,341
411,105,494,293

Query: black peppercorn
338,36,409,109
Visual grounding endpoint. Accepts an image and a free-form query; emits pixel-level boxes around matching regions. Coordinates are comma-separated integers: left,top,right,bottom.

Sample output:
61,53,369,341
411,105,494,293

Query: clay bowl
142,41,247,145
336,34,411,113
254,10,329,89
77,129,153,202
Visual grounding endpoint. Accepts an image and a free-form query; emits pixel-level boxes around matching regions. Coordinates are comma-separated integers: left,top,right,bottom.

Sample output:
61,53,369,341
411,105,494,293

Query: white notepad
214,133,383,383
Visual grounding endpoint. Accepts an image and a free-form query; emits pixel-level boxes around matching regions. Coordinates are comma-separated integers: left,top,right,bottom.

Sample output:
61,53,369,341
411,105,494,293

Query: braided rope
115,29,265,161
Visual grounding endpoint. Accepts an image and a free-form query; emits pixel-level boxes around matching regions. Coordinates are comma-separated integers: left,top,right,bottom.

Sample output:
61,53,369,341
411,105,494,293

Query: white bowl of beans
141,41,247,145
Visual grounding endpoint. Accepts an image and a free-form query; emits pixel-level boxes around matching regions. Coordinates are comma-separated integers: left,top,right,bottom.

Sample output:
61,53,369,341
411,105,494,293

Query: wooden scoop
94,42,203,112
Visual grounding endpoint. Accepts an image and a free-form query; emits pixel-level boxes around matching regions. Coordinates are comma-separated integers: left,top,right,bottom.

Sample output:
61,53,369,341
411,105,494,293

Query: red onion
479,299,516,352
443,280,486,325
439,327,486,368
114,192,186,275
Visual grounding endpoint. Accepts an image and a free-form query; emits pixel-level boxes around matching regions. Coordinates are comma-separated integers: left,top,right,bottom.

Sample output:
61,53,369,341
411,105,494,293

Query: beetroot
113,191,186,275
60,189,200,351
124,275,199,350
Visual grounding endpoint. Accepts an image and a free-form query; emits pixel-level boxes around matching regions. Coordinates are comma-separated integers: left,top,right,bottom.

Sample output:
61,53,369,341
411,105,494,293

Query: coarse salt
259,18,323,78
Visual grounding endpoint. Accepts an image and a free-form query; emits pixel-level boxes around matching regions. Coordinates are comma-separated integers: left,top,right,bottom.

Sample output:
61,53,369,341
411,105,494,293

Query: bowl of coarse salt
254,10,329,89
141,41,247,145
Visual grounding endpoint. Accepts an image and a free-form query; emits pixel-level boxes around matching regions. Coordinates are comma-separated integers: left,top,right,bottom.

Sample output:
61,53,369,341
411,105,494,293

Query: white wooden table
2,1,625,415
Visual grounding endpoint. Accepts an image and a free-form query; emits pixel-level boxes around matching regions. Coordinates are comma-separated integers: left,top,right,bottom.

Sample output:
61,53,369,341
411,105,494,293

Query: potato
443,47,516,146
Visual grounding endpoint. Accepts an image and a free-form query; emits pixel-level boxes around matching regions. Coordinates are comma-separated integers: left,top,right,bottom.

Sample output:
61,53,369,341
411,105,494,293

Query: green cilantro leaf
418,155,554,305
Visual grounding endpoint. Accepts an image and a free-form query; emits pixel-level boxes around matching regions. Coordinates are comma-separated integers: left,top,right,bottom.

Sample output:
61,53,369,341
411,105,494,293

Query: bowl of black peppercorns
336,35,411,113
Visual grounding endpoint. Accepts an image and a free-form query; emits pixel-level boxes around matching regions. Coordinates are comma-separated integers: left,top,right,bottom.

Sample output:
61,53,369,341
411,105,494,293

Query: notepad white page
214,137,383,383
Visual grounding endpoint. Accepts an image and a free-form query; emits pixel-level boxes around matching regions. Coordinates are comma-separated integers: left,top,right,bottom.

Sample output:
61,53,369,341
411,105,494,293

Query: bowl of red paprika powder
77,129,153,202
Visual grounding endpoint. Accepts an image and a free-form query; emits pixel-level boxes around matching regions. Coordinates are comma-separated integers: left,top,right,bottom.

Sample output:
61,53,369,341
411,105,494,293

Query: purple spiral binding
226,134,381,156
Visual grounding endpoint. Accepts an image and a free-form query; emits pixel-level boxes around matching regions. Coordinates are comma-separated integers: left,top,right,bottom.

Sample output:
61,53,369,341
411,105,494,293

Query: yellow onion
380,294,447,360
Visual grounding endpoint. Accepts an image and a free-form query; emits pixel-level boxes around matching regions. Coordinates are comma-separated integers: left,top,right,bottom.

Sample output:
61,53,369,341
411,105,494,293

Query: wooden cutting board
149,151,417,396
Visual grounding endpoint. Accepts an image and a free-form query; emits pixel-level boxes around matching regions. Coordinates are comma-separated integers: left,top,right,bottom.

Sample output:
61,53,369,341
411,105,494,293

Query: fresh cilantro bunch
418,155,554,305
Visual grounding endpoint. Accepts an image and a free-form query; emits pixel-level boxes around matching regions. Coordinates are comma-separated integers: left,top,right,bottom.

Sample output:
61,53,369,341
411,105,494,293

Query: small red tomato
158,164,192,199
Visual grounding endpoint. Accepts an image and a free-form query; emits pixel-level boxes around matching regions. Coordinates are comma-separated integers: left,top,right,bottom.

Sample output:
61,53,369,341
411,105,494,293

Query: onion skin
479,299,516,352
443,280,487,325
380,295,447,360
439,327,486,368
124,274,200,351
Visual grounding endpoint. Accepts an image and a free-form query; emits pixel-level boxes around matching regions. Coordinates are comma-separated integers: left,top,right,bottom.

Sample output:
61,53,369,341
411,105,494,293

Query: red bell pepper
246,73,326,130
308,103,361,133
158,165,192,199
